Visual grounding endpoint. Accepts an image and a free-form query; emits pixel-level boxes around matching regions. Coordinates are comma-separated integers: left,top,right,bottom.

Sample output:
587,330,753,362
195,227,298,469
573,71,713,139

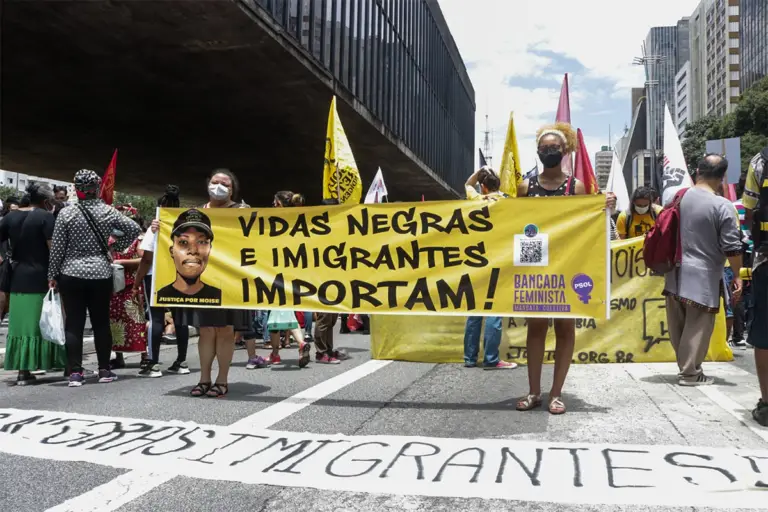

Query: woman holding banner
168,170,251,398
515,123,616,414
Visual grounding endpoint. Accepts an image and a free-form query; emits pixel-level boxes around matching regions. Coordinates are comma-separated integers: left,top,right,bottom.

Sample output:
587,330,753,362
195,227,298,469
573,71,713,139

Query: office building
594,147,613,190
688,0,741,121
0,170,74,200
675,61,693,138
645,19,690,151
740,0,768,93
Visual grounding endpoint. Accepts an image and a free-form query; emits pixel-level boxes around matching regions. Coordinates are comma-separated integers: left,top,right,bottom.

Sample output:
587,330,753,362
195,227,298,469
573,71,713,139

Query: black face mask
538,147,563,168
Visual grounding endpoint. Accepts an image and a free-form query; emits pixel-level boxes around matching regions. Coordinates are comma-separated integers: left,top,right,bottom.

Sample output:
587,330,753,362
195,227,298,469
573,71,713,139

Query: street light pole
633,43,666,193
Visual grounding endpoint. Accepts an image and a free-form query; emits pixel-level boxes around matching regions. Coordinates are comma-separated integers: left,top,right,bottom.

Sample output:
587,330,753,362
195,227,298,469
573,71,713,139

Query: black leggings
144,275,189,364
59,275,112,372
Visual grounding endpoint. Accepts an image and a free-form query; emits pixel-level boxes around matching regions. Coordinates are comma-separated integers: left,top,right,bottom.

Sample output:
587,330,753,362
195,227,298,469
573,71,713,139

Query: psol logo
571,274,594,304
524,224,538,238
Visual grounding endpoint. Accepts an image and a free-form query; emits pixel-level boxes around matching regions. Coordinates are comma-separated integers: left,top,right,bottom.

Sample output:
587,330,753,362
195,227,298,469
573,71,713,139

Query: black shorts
749,264,768,350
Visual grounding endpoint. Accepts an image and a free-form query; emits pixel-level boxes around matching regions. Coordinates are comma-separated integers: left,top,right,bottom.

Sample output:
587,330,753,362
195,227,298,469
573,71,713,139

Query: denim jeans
464,316,503,366
303,311,313,338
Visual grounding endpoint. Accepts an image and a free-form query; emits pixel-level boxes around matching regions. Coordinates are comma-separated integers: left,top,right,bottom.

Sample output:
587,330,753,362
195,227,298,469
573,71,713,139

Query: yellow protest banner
323,96,363,205
150,196,609,317
371,237,733,364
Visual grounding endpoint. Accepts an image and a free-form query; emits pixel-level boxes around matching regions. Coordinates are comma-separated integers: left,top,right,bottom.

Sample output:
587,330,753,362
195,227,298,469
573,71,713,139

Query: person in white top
133,185,191,377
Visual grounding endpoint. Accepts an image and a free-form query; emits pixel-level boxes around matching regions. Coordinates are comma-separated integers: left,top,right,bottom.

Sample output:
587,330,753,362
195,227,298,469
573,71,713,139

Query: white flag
364,167,389,204
606,150,630,213
661,104,694,206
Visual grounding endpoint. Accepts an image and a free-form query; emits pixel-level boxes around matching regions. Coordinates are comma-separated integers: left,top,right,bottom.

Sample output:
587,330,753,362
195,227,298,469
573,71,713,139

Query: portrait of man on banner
156,208,222,306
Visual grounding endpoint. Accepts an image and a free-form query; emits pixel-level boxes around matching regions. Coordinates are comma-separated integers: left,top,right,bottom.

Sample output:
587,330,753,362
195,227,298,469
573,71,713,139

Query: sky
437,0,701,174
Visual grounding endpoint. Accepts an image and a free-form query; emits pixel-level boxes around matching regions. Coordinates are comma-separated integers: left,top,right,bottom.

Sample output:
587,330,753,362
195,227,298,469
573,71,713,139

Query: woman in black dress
173,169,251,398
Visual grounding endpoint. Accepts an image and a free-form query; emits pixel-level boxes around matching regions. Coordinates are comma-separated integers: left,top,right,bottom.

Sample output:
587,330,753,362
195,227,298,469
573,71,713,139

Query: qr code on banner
519,240,543,264
514,234,549,267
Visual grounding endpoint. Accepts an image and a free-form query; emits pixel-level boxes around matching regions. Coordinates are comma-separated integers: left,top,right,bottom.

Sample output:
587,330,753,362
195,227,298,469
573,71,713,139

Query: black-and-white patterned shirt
48,199,141,280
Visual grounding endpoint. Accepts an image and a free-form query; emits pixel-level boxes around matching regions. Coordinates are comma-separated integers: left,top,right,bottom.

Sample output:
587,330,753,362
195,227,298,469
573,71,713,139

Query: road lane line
230,358,392,430
44,359,392,512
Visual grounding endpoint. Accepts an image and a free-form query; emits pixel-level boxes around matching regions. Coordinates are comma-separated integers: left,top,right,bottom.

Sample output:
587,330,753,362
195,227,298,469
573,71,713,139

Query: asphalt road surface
1,328,766,512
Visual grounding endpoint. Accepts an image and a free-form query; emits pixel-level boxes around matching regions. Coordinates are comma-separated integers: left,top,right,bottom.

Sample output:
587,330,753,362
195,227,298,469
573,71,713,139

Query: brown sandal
549,396,566,415
206,383,229,398
516,394,542,411
190,382,211,397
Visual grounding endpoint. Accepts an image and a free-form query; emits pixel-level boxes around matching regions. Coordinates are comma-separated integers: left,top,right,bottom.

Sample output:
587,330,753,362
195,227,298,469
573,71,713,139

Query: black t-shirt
0,209,55,293
156,282,222,306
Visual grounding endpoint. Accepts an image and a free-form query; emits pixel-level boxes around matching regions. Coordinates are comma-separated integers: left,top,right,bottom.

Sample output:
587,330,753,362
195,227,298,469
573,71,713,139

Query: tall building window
729,37,739,48
728,5,739,16
731,87,740,97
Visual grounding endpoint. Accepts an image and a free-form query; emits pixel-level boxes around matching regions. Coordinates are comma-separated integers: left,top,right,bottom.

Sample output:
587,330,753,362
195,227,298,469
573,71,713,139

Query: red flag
574,129,599,194
555,74,571,124
100,149,117,205
555,74,573,174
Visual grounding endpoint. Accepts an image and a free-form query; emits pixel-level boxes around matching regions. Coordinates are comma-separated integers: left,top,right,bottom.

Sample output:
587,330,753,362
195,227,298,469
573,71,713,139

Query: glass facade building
645,21,689,152
740,0,768,93
251,0,475,192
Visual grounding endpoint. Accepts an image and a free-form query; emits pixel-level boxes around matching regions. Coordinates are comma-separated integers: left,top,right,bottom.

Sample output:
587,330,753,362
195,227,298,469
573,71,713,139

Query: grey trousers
666,296,717,379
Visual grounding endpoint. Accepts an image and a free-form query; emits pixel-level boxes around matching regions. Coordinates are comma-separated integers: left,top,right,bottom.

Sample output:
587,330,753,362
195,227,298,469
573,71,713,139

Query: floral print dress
110,239,147,353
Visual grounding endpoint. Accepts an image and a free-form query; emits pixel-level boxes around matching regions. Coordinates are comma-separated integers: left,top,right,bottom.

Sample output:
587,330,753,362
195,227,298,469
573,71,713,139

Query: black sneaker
732,340,748,350
167,361,190,375
16,372,36,386
138,363,162,378
753,399,768,426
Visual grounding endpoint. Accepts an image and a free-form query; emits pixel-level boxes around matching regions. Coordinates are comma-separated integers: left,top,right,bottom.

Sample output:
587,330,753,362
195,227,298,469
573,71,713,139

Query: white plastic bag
40,289,66,346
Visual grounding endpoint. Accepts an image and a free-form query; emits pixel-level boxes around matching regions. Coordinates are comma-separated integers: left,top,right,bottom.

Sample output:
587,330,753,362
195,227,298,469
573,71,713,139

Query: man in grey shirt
664,154,743,386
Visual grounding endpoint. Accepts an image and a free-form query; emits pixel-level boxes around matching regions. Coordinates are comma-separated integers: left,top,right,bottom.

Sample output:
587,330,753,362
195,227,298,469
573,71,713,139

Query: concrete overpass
1,0,475,205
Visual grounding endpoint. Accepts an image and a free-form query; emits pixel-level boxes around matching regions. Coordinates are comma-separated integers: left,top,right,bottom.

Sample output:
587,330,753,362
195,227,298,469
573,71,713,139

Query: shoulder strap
77,203,112,262
624,209,633,238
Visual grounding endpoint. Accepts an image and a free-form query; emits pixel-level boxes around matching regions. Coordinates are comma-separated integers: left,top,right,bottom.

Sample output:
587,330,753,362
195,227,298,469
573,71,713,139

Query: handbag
77,204,126,293
0,244,13,294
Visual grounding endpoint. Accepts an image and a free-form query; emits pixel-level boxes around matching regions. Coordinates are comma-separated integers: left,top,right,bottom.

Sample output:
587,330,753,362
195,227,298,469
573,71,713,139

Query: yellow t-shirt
616,205,663,239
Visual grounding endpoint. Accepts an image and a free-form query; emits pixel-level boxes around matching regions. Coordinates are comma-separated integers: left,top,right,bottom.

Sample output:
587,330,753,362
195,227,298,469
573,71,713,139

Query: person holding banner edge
516,123,616,414
462,168,517,370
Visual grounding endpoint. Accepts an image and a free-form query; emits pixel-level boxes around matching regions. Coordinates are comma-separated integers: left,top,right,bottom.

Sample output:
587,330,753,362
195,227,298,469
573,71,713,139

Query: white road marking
626,362,768,446
42,359,392,512
230,358,392,429
697,385,768,444
2,408,767,510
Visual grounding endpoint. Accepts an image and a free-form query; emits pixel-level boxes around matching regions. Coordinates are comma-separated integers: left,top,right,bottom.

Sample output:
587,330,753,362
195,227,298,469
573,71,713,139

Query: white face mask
208,183,230,201
634,205,650,215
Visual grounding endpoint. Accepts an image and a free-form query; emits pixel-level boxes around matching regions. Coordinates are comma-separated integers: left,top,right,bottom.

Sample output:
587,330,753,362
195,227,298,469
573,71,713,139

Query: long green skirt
3,292,67,371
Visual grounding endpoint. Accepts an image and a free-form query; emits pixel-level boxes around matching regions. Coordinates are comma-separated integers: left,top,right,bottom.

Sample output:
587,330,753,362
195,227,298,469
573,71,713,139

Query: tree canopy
681,76,768,175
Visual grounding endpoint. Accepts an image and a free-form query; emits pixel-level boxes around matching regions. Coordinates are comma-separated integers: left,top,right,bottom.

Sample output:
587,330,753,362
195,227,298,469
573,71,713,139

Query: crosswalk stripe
43,359,393,512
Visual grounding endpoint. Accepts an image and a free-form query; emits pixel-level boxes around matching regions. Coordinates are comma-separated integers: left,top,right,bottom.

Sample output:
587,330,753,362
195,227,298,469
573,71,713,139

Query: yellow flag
498,112,522,197
323,96,363,204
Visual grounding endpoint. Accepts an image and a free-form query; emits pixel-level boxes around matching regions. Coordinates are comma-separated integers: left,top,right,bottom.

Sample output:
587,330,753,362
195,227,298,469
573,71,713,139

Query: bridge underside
1,0,457,204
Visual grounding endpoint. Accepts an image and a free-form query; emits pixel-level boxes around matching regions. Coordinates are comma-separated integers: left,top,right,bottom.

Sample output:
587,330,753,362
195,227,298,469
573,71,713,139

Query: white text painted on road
1,408,767,509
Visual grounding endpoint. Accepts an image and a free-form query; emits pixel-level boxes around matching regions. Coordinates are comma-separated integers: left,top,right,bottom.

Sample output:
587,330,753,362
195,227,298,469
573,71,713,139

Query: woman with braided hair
515,123,616,414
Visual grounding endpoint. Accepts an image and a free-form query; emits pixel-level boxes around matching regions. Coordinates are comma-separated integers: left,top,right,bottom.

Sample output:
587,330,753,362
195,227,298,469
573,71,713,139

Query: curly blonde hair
536,122,577,154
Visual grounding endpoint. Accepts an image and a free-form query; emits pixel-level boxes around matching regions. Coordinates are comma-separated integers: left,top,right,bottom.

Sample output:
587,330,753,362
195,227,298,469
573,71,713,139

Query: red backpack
642,188,689,274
